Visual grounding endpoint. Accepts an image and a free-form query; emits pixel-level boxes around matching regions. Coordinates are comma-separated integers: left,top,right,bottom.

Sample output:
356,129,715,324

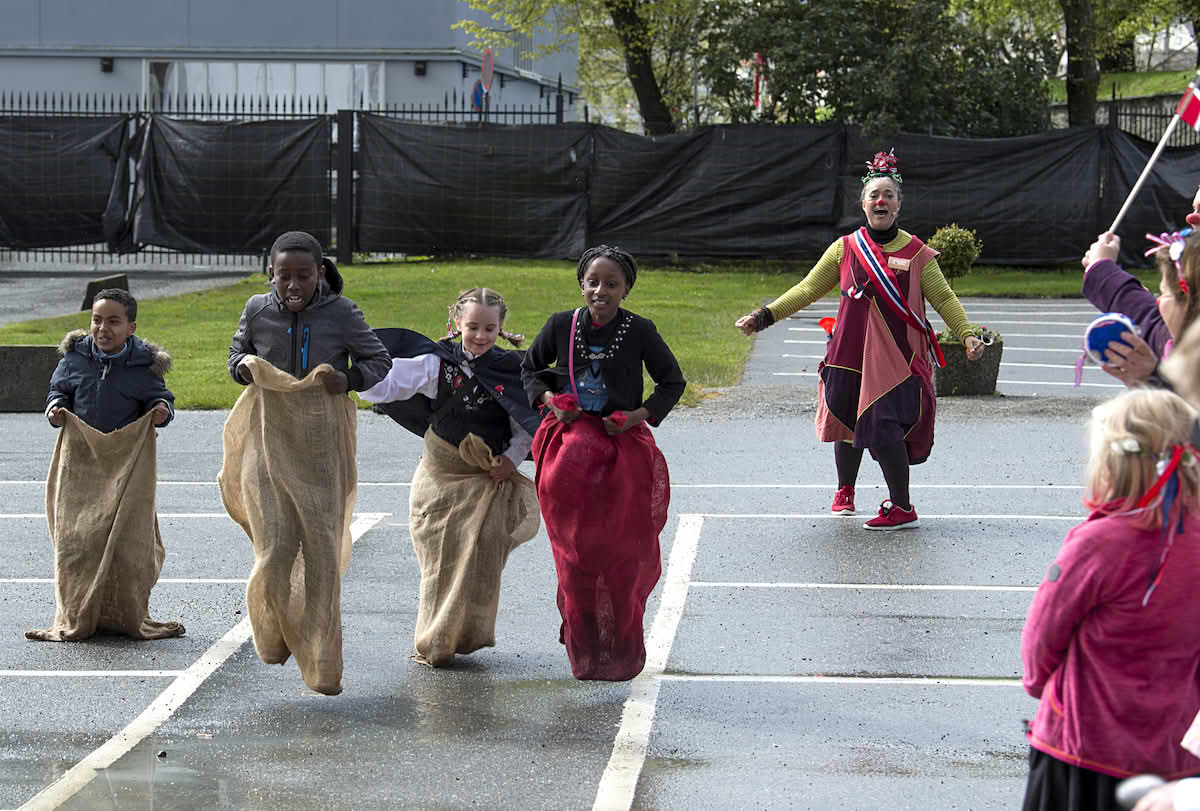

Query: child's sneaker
831,486,855,515
863,500,919,530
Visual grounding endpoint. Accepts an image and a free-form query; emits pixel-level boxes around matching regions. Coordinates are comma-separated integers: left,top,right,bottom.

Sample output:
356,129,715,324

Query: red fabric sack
532,411,669,680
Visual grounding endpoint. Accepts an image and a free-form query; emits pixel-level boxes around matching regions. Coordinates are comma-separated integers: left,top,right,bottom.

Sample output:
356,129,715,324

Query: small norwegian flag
1178,84,1200,131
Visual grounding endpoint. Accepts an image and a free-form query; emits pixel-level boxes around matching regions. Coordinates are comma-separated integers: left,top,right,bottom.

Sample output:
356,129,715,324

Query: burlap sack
217,358,357,696
409,429,539,666
26,412,185,642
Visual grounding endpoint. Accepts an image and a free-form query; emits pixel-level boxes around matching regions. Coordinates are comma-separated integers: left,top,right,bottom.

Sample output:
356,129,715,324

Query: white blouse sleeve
358,354,440,403
502,416,534,466
1174,778,1200,811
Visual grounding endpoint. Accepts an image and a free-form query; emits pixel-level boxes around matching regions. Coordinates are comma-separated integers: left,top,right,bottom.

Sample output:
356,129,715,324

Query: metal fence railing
1106,94,1200,147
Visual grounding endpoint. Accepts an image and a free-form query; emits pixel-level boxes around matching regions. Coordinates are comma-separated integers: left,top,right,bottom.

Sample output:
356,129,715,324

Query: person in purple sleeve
1080,214,1200,389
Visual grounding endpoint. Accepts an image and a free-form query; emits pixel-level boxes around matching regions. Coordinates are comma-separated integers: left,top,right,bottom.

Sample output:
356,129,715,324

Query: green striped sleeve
766,240,843,322
920,256,971,340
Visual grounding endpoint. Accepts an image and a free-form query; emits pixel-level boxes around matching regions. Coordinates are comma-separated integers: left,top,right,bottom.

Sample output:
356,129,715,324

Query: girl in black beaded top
522,246,685,430
521,245,685,681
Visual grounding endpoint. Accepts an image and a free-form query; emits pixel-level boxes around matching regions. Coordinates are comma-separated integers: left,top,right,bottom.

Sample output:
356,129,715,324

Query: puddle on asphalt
641,756,710,774
495,677,581,691
62,745,249,809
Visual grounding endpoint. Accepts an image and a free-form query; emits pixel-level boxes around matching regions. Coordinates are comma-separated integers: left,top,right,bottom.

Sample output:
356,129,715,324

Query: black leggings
834,441,910,510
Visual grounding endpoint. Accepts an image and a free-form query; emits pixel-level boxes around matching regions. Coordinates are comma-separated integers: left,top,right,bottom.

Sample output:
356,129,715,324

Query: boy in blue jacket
29,287,184,642
46,288,174,431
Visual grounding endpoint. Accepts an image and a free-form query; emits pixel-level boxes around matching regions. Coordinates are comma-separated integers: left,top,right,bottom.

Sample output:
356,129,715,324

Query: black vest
431,355,512,455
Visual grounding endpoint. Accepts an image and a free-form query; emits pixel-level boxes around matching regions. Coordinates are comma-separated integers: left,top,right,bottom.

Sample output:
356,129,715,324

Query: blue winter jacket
45,330,175,433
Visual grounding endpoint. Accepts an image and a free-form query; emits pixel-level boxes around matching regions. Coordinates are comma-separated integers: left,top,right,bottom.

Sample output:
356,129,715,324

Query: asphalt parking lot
746,297,1123,397
1,386,1085,808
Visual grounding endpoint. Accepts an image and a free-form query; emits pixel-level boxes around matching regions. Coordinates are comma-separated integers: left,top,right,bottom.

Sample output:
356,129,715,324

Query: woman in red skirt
736,149,985,529
521,245,686,681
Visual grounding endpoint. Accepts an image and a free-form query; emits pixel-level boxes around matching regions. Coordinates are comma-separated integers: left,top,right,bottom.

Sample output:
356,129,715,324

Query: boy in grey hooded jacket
228,231,390,393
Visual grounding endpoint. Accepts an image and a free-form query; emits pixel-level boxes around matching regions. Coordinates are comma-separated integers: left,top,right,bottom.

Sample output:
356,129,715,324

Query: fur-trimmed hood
59,329,172,376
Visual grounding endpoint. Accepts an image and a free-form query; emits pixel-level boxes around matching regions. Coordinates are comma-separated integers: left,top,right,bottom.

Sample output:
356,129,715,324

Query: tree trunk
1059,0,1099,127
604,0,677,135
1194,20,1200,68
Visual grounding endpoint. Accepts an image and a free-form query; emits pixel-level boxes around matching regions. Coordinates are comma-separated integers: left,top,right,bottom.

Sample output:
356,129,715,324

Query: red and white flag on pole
1109,71,1200,232
1177,84,1200,131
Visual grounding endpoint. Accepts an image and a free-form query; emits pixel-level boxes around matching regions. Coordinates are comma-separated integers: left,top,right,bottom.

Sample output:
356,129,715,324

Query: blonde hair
1084,388,1200,527
1164,317,1200,402
446,287,523,347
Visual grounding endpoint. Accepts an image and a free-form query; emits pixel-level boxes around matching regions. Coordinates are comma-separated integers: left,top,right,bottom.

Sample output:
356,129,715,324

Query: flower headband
862,149,903,185
1145,226,1194,294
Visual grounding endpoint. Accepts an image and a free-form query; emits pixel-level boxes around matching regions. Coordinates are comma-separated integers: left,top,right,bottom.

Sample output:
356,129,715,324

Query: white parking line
593,514,703,811
1,578,249,585
699,512,1076,520
788,307,1098,316
1,670,184,678
672,483,1081,489
994,379,1123,388
925,320,1091,326
0,513,237,519
783,340,1086,353
770,371,1123,388
1001,361,1090,370
16,512,388,811
689,582,1037,592
0,480,413,487
658,674,1021,686
781,354,1107,374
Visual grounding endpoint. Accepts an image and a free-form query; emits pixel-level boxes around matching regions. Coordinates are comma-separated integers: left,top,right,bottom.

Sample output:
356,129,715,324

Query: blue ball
1084,313,1136,365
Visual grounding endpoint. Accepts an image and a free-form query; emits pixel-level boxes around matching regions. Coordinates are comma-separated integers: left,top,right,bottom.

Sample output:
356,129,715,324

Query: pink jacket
1023,509,1200,779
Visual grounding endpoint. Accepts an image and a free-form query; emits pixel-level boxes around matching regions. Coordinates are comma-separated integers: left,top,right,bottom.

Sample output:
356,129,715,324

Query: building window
146,60,382,109
512,34,535,72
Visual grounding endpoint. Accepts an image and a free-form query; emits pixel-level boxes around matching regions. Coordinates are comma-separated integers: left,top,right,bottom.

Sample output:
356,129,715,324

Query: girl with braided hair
521,245,686,681
361,288,542,667
736,150,984,530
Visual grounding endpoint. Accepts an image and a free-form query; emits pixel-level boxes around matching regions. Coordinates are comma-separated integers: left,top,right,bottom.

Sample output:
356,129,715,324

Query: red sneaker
831,485,855,515
863,500,919,530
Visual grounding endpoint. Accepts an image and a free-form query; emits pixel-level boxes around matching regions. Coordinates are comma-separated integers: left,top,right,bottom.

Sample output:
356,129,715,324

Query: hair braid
446,286,521,345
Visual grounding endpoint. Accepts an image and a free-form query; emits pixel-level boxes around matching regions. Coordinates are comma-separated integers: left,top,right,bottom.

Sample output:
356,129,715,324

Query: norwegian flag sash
848,227,946,368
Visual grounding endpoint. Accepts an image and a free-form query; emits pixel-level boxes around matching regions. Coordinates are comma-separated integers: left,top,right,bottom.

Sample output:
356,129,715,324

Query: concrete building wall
0,56,142,95
0,0,578,115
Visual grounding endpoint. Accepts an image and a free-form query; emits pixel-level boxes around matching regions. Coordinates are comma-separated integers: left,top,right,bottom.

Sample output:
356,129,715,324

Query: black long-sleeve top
520,308,686,426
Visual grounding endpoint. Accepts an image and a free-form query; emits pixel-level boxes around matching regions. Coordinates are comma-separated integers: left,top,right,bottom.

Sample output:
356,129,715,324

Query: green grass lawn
1047,69,1196,103
0,258,1158,410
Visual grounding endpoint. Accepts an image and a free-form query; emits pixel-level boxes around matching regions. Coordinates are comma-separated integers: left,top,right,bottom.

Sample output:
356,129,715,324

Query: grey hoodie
227,279,390,391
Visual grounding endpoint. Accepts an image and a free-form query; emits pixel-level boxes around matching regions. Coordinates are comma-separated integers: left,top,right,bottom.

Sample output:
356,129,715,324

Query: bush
928,224,983,286
937,323,1001,344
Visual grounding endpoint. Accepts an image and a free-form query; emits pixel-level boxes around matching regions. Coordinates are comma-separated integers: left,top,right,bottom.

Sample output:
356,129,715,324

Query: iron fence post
556,74,564,125
335,109,354,266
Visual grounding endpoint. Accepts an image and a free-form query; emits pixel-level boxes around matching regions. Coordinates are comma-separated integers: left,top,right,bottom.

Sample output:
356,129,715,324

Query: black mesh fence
2,95,1200,265
356,115,591,257
1101,128,1200,266
131,116,332,253
841,128,1107,265
0,116,132,250
591,125,844,257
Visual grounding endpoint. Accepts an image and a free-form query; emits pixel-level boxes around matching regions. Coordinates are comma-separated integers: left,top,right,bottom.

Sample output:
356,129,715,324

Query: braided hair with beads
445,287,524,346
